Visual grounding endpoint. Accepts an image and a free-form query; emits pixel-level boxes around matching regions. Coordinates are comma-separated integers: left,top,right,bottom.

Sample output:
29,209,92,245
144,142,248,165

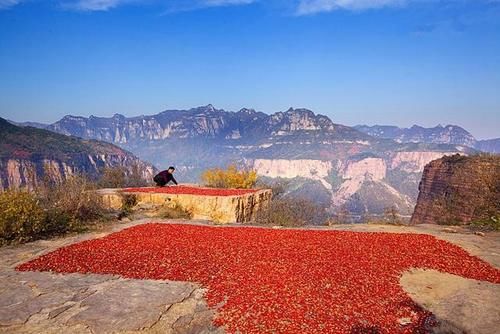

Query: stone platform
97,185,272,224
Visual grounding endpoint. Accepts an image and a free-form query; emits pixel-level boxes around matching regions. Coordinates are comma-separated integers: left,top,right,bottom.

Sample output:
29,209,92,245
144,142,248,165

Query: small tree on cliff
383,206,400,225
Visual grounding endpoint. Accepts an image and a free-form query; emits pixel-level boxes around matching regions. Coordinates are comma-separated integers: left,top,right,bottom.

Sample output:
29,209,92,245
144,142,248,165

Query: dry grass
0,175,107,245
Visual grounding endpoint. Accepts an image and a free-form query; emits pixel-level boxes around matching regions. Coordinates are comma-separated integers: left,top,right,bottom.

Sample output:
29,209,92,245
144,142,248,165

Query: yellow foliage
0,175,106,245
0,190,46,244
201,164,258,189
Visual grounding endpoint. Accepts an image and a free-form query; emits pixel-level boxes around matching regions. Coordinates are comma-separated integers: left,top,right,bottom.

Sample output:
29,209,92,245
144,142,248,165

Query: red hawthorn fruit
16,224,500,334
123,186,257,196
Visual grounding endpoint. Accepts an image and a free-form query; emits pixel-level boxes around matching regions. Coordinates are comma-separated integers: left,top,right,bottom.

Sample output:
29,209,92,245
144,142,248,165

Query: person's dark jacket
153,170,178,186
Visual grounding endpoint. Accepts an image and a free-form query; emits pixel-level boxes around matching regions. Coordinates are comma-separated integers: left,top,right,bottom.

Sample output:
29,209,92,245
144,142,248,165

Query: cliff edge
411,154,499,225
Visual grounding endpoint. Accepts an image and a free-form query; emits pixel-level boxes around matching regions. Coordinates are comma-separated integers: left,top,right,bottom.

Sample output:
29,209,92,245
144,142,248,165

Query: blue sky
0,0,499,139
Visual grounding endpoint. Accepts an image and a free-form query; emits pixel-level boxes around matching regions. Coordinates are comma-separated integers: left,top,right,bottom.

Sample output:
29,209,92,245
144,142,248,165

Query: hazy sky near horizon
0,0,499,139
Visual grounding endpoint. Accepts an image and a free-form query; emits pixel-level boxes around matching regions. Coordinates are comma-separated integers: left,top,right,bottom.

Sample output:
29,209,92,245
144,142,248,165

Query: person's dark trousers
153,175,167,187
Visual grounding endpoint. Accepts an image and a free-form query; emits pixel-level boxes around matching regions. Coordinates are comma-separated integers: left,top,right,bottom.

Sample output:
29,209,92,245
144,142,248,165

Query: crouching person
153,166,178,187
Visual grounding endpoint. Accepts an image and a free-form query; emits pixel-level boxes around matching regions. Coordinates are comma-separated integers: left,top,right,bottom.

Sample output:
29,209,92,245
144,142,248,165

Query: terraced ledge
97,186,272,224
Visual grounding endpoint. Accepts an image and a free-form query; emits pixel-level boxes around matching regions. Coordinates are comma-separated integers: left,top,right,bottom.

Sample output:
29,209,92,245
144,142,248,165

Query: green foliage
201,164,258,189
325,169,343,192
255,198,328,227
469,216,500,231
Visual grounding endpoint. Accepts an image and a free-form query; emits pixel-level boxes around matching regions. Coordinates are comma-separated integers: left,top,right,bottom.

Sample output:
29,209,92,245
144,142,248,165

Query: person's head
167,166,175,173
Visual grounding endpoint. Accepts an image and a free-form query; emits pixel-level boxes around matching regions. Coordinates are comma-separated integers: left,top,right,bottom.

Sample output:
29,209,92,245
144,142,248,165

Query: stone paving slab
1,219,499,334
0,219,224,334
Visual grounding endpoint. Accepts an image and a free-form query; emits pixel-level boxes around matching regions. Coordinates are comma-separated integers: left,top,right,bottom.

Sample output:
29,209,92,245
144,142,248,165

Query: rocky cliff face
250,151,462,216
411,154,500,225
0,154,155,190
252,159,334,190
0,118,156,190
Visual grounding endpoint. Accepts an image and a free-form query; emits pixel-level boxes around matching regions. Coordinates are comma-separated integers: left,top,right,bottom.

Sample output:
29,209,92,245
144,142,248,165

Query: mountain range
0,118,156,190
354,124,500,153
12,104,491,218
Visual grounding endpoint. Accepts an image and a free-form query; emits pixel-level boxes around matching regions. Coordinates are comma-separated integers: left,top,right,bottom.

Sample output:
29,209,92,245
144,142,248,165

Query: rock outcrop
0,155,155,191
251,153,460,216
411,154,500,225
98,186,272,224
0,118,156,190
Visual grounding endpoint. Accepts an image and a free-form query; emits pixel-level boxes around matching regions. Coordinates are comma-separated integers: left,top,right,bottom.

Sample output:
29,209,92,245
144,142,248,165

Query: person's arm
171,175,178,185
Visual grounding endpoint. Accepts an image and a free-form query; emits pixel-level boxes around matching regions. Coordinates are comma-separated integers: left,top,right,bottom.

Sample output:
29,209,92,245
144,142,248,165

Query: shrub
0,190,46,244
98,163,149,189
38,175,105,229
116,193,138,220
0,175,107,245
383,206,402,225
469,215,500,231
156,202,193,220
201,164,257,189
98,166,127,188
330,206,351,224
121,193,138,211
255,198,328,227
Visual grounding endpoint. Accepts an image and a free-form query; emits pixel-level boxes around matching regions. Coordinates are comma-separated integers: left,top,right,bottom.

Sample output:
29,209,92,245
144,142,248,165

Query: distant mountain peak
238,108,256,114
285,107,314,114
355,123,479,149
62,115,86,121
186,104,224,114
203,104,216,112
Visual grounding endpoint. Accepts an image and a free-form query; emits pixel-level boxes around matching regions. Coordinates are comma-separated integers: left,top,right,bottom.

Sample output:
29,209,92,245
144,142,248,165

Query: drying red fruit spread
17,224,500,333
123,186,257,196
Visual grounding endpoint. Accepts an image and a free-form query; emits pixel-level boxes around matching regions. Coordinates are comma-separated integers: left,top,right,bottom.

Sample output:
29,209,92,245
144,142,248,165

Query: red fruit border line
123,186,258,196
17,224,500,333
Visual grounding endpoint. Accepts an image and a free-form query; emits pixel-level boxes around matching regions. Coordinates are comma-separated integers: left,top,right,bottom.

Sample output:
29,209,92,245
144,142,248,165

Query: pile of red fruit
17,224,500,333
123,186,257,196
